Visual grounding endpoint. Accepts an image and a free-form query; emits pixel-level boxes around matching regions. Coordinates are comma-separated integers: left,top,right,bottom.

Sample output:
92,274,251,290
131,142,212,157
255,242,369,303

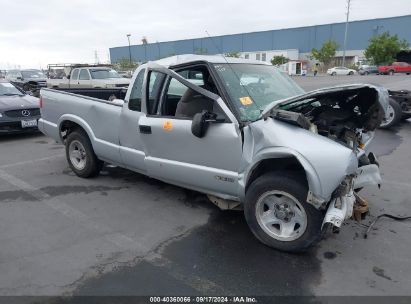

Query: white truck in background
47,64,131,89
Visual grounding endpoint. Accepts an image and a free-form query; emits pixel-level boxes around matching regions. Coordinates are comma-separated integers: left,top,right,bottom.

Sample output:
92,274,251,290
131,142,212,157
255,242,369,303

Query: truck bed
39,88,123,161
50,87,127,101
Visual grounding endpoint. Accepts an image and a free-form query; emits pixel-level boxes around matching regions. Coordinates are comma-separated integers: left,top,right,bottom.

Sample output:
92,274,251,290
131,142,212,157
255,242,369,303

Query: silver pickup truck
39,55,387,252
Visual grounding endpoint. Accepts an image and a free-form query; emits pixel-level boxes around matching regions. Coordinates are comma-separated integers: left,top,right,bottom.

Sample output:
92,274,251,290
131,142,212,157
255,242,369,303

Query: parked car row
1,65,132,97
326,62,411,76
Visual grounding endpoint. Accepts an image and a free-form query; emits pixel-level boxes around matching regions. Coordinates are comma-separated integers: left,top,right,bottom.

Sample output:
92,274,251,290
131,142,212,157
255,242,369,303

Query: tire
244,172,324,252
389,70,395,76
331,72,336,76
380,98,402,129
65,129,103,178
348,71,354,75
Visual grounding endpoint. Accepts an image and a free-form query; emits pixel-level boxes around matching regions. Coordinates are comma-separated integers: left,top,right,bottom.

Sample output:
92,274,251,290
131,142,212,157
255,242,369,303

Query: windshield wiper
1,93,24,96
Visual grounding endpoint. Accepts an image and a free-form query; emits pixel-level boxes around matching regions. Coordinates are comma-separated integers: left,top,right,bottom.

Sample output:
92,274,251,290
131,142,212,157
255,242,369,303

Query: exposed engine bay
272,87,385,151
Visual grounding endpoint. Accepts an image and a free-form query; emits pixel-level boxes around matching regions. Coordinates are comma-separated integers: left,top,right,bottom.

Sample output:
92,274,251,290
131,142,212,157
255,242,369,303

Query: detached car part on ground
0,80,40,134
380,90,411,128
39,55,387,252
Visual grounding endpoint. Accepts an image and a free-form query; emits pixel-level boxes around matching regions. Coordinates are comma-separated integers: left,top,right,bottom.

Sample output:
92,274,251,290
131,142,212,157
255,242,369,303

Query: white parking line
0,154,64,169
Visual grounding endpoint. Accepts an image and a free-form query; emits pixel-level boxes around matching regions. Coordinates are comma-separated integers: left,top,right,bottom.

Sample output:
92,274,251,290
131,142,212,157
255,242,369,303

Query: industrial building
109,14,411,72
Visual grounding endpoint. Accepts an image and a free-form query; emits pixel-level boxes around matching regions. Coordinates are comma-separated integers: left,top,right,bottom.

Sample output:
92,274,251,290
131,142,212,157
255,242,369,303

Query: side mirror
191,111,224,138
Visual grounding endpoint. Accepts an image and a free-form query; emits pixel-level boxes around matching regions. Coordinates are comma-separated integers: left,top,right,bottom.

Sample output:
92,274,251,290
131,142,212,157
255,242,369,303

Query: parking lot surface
294,74,411,91
1,75,411,299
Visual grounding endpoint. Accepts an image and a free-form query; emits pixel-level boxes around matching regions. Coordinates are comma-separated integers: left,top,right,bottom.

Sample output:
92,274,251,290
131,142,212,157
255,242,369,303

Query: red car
378,62,411,75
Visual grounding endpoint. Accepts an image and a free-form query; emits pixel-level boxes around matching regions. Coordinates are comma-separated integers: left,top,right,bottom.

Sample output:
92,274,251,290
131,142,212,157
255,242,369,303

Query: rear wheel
380,98,402,128
348,71,354,75
65,129,103,178
244,172,324,252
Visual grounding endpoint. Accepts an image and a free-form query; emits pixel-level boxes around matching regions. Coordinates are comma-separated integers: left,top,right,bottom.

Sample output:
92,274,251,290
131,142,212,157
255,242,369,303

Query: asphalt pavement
1,74,411,301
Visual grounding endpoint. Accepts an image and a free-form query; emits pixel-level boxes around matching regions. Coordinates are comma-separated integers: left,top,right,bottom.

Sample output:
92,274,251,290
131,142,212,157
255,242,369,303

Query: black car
6,69,47,97
0,80,41,134
358,65,379,75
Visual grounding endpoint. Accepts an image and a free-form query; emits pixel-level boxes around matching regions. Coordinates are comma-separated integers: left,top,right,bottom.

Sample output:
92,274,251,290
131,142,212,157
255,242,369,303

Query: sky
0,0,410,69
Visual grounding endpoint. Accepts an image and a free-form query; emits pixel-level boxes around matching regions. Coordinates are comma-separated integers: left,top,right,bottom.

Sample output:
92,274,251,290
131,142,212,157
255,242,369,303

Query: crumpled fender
238,119,359,207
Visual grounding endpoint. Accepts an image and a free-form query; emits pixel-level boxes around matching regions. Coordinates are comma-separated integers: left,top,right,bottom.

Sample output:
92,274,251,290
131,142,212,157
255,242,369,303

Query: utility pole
342,0,351,67
126,34,132,65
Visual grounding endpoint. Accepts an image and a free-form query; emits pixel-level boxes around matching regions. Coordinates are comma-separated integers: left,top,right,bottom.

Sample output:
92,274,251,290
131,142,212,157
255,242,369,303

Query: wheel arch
241,150,324,208
58,115,96,145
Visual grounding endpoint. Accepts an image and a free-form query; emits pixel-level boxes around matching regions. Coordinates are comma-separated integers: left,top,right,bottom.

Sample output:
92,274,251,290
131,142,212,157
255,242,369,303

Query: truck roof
153,54,269,68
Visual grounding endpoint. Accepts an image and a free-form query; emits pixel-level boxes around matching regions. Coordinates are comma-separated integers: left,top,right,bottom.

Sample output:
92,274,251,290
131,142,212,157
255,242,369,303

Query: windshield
0,82,24,96
213,64,305,121
21,70,45,79
90,69,121,79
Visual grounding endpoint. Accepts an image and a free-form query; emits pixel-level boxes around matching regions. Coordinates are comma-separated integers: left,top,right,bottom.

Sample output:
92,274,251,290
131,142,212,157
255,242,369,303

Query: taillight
39,96,43,108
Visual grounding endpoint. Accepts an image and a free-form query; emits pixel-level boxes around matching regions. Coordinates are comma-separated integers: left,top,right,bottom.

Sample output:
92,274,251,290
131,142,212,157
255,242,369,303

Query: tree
224,51,241,58
114,57,138,70
364,31,409,65
270,55,289,66
310,40,339,67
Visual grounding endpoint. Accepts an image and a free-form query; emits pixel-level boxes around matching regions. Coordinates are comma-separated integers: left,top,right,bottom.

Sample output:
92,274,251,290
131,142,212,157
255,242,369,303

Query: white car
327,67,356,76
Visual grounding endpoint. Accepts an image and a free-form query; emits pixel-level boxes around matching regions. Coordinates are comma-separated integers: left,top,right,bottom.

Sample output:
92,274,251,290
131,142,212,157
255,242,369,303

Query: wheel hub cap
69,140,87,170
274,203,295,222
255,191,308,242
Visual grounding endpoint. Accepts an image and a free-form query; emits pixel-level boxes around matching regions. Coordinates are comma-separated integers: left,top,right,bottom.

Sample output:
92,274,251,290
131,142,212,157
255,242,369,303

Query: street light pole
342,0,351,67
126,34,132,65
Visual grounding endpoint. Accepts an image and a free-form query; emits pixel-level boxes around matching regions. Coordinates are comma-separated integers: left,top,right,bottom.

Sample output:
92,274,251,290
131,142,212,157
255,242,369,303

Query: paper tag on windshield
239,96,253,106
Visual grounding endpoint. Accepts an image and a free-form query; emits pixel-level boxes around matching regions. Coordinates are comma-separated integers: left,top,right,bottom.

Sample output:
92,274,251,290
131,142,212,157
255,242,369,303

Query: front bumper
0,118,41,134
322,164,382,228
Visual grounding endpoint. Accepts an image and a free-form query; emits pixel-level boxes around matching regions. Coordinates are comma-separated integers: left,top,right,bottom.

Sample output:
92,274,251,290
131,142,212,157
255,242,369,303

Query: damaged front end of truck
245,84,388,231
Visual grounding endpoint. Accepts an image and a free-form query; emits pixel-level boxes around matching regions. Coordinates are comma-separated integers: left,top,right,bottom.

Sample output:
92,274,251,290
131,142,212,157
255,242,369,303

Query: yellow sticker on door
239,96,253,106
163,120,173,131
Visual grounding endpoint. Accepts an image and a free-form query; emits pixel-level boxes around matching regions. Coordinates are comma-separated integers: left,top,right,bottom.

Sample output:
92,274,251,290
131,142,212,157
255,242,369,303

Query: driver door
138,65,243,198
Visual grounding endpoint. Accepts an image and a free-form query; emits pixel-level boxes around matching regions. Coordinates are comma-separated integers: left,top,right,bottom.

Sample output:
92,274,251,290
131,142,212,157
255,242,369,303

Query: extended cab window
128,69,145,112
146,71,166,115
71,69,79,80
79,69,90,80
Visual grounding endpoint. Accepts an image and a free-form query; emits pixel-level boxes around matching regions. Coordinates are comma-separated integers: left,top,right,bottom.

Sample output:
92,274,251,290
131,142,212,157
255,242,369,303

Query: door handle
139,125,152,134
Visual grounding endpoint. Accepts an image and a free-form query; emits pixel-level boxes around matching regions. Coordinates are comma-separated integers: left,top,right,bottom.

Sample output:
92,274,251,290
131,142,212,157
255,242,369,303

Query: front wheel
331,72,336,76
389,70,395,76
244,172,324,252
65,129,103,178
